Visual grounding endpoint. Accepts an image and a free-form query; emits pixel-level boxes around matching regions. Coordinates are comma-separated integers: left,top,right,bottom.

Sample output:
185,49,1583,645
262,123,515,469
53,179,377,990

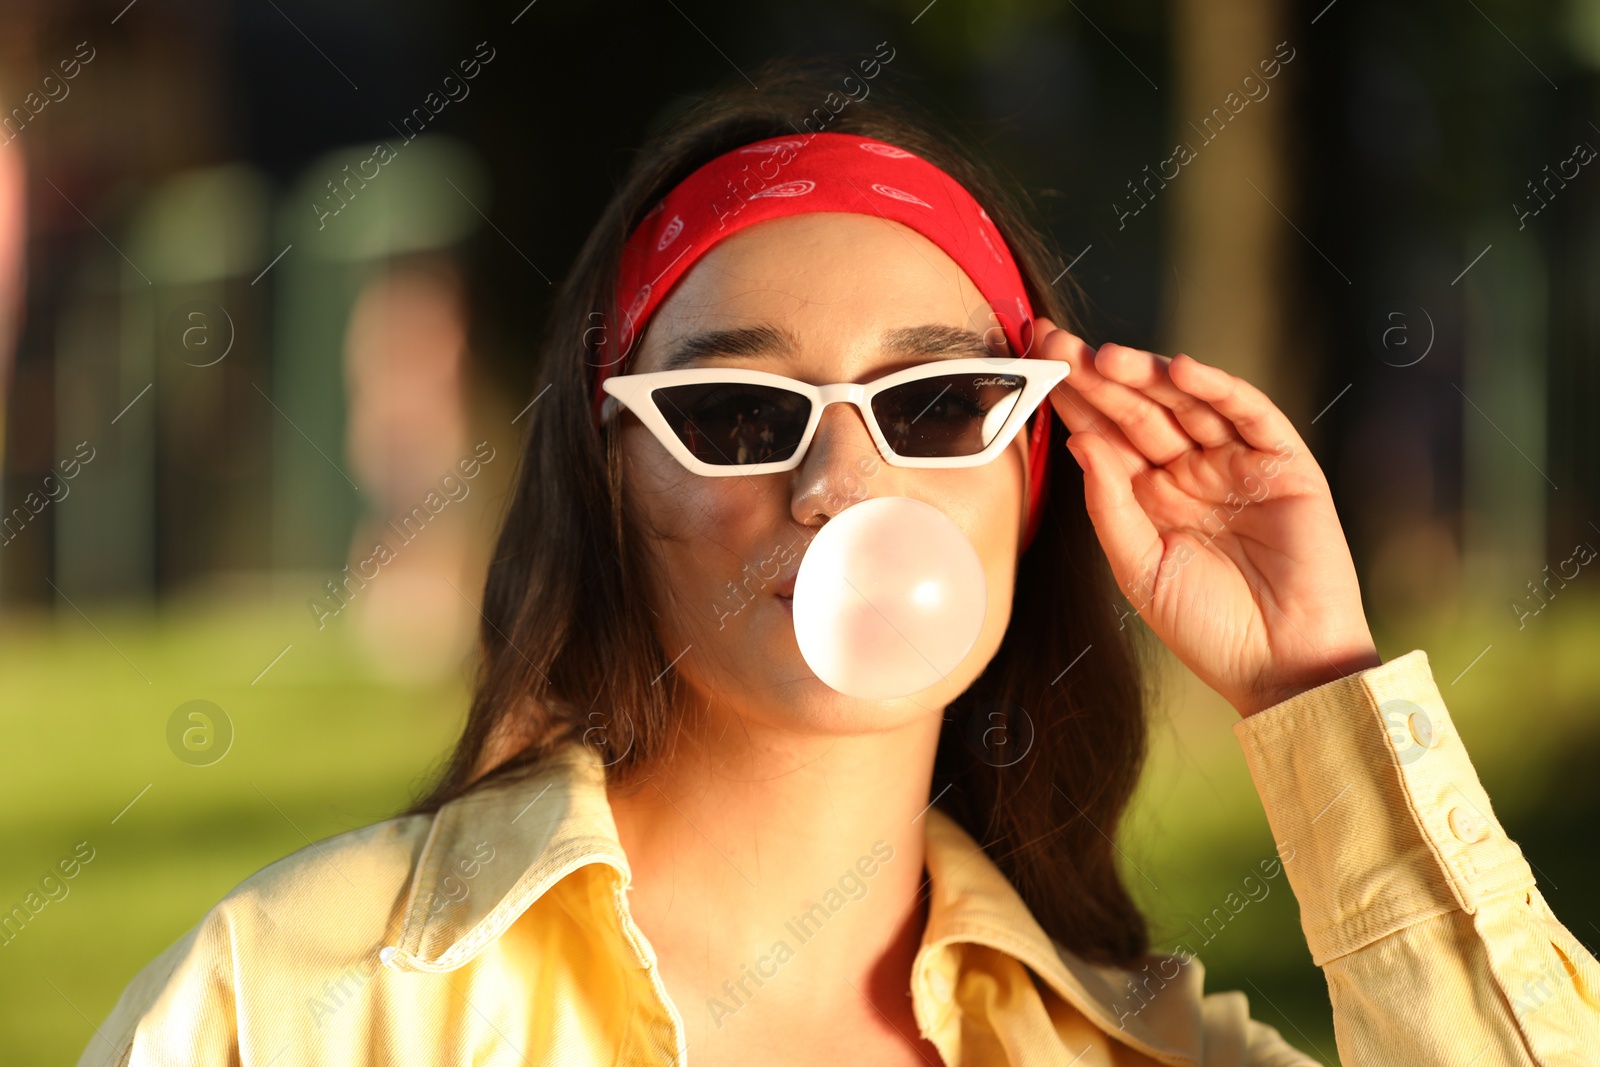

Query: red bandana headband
592,131,1055,549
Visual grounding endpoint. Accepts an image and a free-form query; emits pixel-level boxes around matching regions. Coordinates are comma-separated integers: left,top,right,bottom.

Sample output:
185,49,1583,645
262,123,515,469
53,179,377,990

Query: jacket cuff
1231,648,1536,965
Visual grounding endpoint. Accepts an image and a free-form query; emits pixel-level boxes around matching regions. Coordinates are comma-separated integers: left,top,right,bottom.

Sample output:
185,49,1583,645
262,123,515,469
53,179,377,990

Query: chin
688,604,950,735
678,587,992,738
745,682,945,737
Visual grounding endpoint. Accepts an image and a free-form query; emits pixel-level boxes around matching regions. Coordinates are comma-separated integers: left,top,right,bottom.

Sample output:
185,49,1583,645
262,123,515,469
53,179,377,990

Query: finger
1038,330,1154,477
1064,431,1164,599
1093,344,1241,449
1035,318,1151,474
1040,329,1199,468
1168,354,1309,458
1052,391,1149,477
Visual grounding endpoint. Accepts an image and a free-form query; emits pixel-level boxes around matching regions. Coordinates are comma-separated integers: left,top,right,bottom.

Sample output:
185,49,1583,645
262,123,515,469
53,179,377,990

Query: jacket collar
918,802,1202,1065
380,742,1200,1066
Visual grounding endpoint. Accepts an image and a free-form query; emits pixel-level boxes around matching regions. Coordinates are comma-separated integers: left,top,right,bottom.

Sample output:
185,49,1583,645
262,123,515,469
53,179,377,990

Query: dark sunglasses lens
650,383,812,466
871,372,1027,458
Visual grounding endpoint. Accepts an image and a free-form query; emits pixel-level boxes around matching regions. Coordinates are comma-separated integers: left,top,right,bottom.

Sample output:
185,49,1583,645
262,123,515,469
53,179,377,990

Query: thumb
1065,431,1164,600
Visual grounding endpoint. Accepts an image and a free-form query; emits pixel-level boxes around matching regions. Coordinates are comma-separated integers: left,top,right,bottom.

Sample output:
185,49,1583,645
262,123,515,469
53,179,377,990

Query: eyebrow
656,322,999,371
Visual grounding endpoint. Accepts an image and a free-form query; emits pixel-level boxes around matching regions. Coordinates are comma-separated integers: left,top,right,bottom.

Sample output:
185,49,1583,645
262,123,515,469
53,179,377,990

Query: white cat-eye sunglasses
599,356,1070,477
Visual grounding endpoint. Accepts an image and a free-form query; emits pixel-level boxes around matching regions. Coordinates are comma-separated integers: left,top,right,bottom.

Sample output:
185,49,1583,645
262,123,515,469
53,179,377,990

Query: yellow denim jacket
79,650,1599,1065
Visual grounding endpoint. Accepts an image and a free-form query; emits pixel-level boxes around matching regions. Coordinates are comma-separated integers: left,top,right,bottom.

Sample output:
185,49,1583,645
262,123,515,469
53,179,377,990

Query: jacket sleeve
75,906,241,1067
1230,648,1600,1066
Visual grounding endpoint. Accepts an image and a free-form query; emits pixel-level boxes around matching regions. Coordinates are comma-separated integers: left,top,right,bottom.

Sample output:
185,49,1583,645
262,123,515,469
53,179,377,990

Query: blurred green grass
3,586,1597,1065
0,585,465,1064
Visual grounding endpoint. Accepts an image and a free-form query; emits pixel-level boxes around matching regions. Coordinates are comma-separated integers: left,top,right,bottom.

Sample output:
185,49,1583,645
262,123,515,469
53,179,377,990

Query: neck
606,705,943,1044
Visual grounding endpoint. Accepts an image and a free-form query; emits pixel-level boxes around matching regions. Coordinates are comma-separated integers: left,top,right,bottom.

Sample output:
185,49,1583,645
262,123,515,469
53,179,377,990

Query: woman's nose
790,402,890,526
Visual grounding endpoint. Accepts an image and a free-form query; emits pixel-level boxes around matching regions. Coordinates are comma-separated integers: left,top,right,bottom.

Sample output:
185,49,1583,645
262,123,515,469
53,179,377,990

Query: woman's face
617,212,1032,734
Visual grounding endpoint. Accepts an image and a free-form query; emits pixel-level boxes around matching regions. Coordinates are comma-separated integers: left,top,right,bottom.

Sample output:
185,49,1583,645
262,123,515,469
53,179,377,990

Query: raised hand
1036,317,1383,718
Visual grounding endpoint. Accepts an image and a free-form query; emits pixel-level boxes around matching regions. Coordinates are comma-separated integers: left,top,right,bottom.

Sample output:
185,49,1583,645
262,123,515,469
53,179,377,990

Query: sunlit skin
604,212,1380,1066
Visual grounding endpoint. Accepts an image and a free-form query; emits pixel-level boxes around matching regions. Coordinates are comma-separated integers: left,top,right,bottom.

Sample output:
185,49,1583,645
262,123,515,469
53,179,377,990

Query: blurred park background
3,0,1600,1063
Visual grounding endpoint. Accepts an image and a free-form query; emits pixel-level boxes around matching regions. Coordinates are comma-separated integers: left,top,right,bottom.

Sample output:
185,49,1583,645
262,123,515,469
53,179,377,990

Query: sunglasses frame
599,356,1070,476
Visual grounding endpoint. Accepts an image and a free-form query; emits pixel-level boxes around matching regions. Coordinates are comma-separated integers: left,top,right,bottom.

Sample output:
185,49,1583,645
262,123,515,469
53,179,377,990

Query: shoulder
78,811,436,1067
1043,941,1320,1066
211,810,434,954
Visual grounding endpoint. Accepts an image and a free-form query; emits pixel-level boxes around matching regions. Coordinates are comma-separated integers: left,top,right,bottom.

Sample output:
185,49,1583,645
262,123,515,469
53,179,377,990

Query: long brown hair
410,55,1157,968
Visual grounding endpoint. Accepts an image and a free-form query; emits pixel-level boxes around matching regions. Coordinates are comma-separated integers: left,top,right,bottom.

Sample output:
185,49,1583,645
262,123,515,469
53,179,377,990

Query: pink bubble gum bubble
791,496,987,700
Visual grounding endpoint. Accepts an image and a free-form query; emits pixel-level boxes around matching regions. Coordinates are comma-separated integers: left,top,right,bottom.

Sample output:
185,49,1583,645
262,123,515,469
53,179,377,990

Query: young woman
81,58,1596,1067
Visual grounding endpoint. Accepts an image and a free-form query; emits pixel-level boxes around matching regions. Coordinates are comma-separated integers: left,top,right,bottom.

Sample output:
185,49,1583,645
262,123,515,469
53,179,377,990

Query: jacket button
1449,806,1489,843
1408,711,1434,748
